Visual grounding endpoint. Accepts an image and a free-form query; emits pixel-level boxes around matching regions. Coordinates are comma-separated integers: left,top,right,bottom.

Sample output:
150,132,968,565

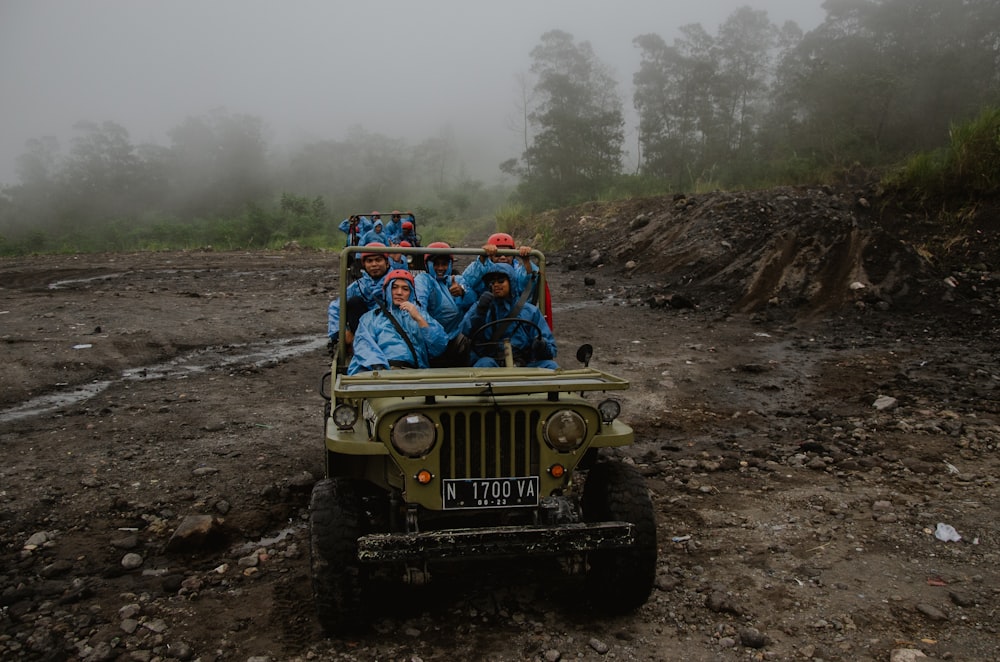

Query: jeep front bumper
357,521,634,562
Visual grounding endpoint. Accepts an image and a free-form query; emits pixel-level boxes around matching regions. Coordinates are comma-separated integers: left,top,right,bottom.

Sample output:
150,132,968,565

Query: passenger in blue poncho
397,219,419,247
337,214,372,246
383,211,403,243
348,269,448,374
387,240,412,271
415,242,476,366
360,218,389,246
327,243,388,347
460,262,557,370
461,232,538,298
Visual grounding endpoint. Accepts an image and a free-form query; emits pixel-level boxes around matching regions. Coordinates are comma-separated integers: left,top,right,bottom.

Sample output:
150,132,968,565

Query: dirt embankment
528,185,999,329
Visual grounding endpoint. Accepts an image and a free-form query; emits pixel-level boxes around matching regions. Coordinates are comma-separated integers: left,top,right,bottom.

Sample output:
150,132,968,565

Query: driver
460,262,557,369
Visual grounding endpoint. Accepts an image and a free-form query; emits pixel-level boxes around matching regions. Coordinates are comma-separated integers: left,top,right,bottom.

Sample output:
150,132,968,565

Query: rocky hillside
523,185,999,334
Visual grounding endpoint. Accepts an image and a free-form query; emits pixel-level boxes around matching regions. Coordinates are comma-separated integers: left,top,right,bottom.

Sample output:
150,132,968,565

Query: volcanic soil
1,184,998,661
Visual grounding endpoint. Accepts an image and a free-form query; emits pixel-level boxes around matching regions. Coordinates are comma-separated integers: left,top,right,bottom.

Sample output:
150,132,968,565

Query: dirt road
1,244,998,661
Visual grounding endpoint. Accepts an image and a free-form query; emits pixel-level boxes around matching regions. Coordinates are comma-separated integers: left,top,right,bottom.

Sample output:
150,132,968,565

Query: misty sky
0,0,824,187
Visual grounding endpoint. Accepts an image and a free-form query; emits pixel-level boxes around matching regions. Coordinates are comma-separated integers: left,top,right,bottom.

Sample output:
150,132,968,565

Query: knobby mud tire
581,461,657,613
309,477,366,635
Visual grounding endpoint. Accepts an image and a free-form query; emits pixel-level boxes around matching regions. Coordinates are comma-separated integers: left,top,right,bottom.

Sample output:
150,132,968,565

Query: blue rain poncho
348,273,448,374
460,262,556,369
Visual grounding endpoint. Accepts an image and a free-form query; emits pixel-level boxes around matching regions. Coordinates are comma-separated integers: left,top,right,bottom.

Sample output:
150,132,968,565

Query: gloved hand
476,291,494,312
531,338,553,360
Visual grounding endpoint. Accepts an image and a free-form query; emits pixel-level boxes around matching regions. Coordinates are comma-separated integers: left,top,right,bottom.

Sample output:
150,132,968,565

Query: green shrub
887,105,1000,200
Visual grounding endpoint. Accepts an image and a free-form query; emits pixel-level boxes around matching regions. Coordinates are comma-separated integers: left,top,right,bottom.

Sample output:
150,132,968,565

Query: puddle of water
47,273,127,289
0,335,327,425
232,523,306,555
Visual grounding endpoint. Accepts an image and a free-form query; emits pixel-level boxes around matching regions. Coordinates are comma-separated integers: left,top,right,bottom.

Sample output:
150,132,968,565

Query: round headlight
390,413,437,458
543,410,588,452
332,403,358,429
598,399,621,424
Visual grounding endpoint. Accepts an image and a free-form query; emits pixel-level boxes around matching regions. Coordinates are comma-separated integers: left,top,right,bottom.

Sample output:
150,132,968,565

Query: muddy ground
1,186,999,661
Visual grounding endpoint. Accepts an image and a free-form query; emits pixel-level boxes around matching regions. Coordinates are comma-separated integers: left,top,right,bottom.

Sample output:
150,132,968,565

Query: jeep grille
439,410,541,479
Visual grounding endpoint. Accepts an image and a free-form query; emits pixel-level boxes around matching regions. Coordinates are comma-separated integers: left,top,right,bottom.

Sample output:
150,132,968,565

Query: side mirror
576,344,593,367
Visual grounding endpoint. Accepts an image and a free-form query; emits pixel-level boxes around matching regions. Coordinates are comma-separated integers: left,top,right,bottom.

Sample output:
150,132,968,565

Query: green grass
886,105,1000,200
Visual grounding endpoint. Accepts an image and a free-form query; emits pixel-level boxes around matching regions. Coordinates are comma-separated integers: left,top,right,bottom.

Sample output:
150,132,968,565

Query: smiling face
363,254,388,279
432,256,450,277
487,274,511,299
390,279,412,306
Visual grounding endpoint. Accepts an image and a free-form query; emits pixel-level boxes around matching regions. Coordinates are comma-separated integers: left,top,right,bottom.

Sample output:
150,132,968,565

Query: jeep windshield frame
333,244,548,370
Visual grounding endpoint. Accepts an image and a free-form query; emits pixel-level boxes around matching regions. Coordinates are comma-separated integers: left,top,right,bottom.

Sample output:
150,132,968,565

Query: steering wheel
468,318,544,366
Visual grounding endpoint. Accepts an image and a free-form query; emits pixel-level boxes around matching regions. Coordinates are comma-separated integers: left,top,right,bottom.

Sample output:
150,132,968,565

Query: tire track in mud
0,335,326,424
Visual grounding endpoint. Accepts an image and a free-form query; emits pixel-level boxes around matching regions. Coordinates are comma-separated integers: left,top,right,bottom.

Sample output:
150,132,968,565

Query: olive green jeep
312,245,656,635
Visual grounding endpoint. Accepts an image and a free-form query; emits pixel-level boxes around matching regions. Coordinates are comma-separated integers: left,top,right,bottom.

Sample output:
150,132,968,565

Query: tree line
1,0,998,255
0,111,507,254
505,0,1000,208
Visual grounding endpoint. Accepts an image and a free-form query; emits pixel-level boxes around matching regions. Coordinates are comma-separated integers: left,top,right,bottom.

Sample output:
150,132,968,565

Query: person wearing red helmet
384,210,403,241
337,214,372,247
415,242,476,366
462,232,539,298
347,269,447,374
327,242,389,348
397,215,419,247
387,239,411,271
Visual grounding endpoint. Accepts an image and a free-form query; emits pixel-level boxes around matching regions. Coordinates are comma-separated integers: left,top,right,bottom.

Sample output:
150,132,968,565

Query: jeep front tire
581,461,657,612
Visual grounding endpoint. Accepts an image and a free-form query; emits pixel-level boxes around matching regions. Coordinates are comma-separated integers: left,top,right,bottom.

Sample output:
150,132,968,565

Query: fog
0,0,823,187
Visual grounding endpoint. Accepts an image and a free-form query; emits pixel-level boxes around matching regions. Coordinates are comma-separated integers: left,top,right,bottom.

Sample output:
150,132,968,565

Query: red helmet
398,240,412,247
391,209,402,215
383,268,415,293
487,232,515,249
361,241,387,258
402,221,414,231
424,241,452,264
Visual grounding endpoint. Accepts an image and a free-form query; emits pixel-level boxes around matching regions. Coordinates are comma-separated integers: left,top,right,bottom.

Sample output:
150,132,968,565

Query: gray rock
738,627,768,649
890,649,928,662
588,637,609,654
192,466,219,476
118,603,141,619
705,592,742,615
121,553,143,570
168,640,194,661
143,618,169,633
873,395,898,411
165,514,226,553
110,533,139,549
949,591,975,607
916,603,948,620
629,215,650,230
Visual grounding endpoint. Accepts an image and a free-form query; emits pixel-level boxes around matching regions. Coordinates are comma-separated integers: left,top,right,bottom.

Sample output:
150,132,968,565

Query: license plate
442,477,539,509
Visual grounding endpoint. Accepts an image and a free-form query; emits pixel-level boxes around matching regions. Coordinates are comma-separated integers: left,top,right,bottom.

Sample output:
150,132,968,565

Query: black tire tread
309,477,365,635
581,460,657,612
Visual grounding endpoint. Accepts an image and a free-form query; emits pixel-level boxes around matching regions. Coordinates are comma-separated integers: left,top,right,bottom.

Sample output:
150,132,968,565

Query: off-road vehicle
312,244,656,634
